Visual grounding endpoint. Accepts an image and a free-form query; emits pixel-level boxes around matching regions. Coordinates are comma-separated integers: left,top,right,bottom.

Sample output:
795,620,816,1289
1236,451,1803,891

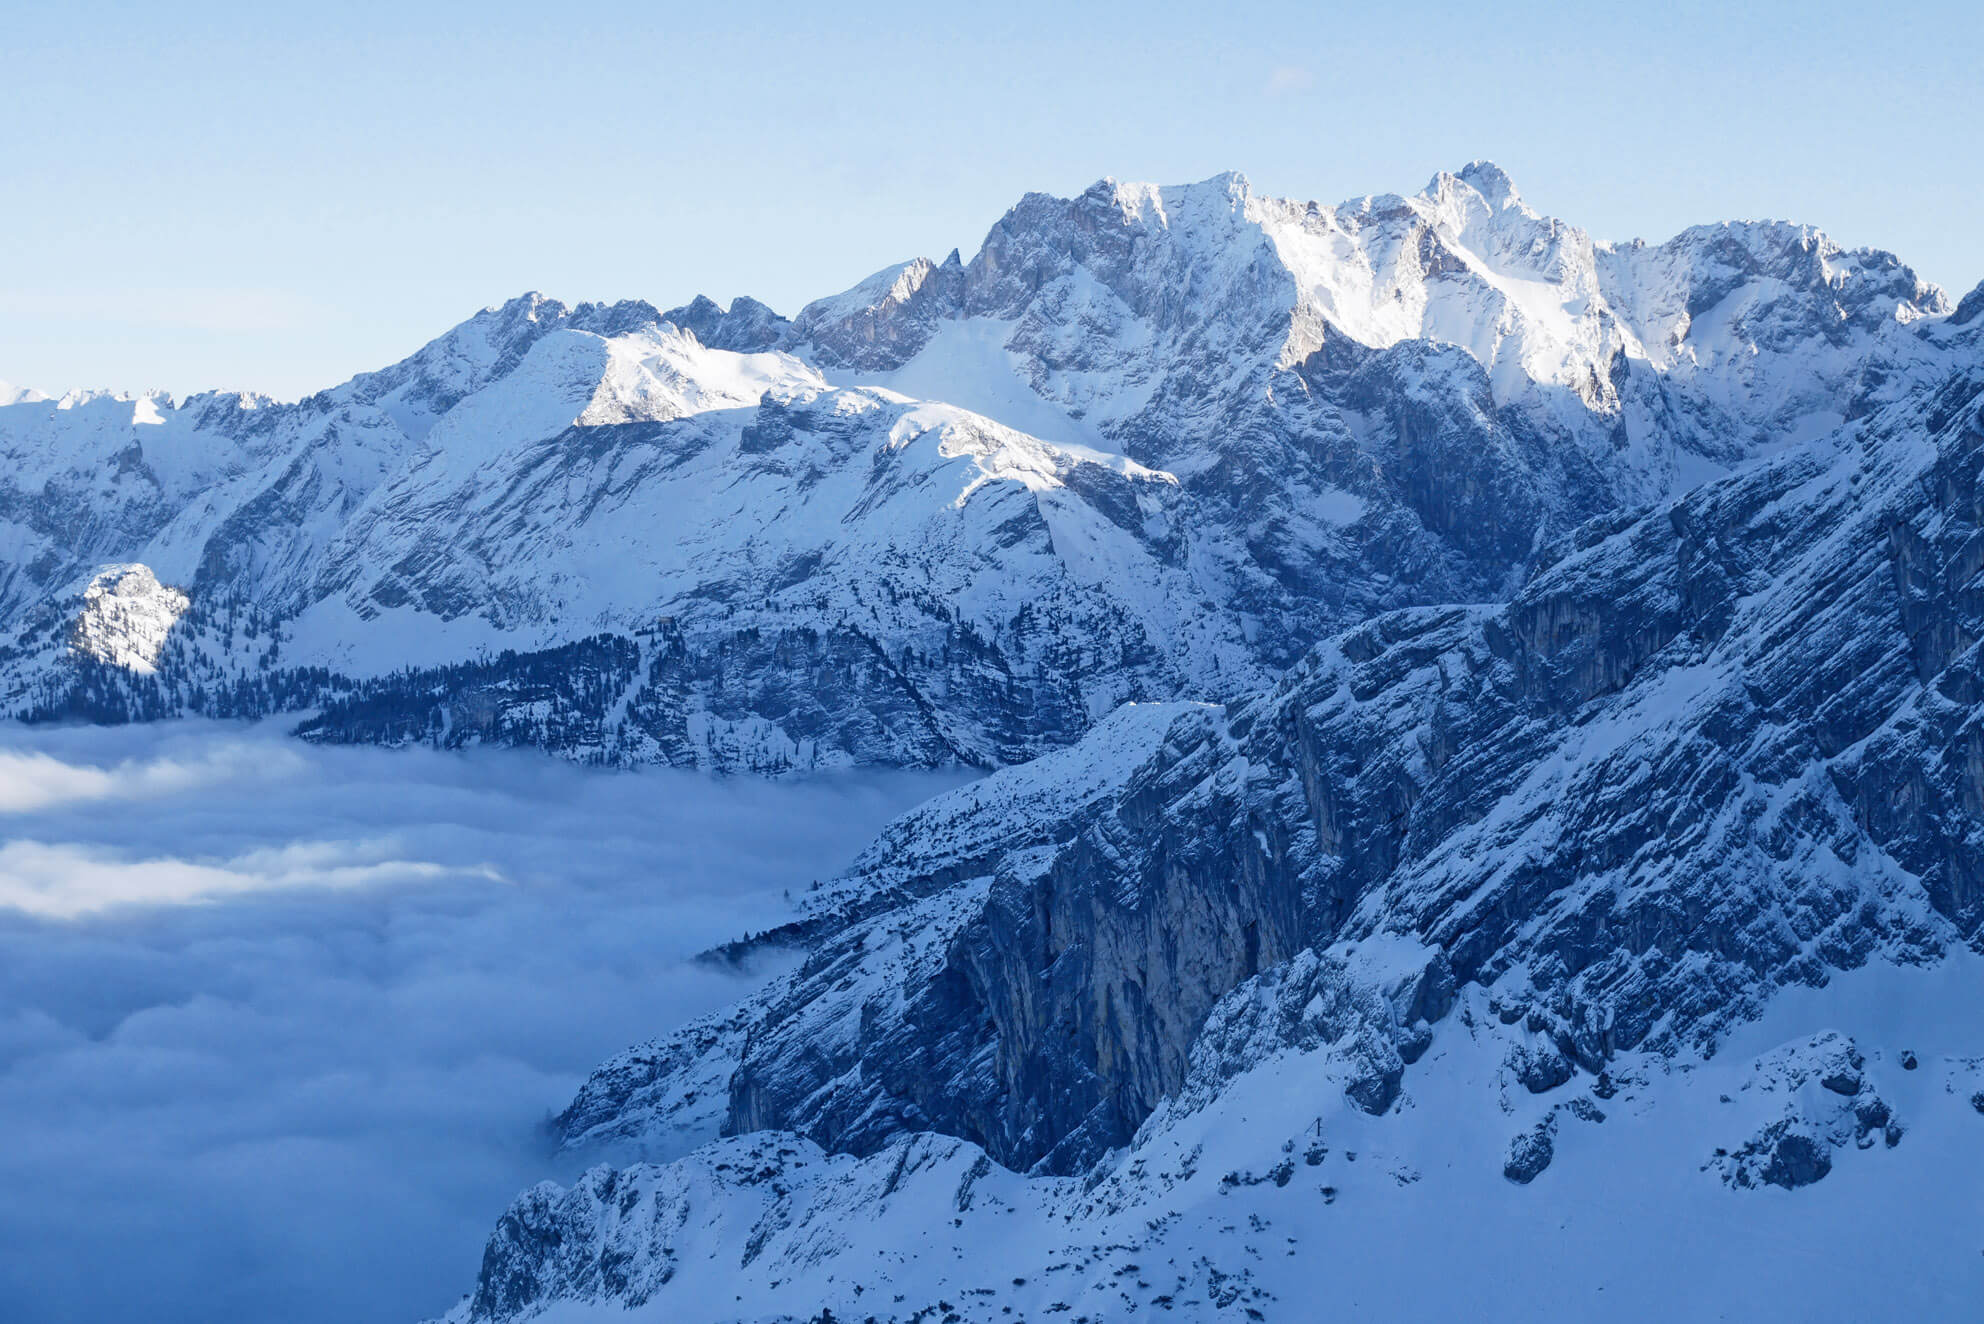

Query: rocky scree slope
1,164,1953,770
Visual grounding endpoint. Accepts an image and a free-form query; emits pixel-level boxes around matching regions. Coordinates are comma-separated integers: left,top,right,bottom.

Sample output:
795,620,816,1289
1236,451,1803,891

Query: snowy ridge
2,164,1968,771
438,305,1984,1317
449,965,1984,1324
67,565,189,673
10,164,1984,1320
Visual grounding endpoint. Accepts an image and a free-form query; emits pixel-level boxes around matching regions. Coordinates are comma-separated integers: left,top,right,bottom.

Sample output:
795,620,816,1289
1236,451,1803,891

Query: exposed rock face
1,167,1959,771
15,168,1984,1319
456,1132,1044,1324
1507,1042,1575,1095
463,1137,845,1322
559,327,1984,1179
1162,944,1450,1121
408,182,1984,1322
439,313,1984,1323
1504,1116,1557,1184
1710,1033,1903,1189
66,565,188,673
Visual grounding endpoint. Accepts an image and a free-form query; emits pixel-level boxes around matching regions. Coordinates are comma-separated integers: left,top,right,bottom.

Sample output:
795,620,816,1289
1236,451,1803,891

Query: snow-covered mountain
438,267,1984,1322
0,164,1953,771
11,165,1984,1320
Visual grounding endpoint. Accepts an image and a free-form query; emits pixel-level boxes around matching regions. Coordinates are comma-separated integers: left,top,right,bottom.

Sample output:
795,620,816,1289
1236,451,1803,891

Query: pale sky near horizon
3,0,1977,401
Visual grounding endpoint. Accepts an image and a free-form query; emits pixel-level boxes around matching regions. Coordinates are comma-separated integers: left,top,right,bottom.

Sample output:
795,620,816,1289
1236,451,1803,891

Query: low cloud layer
0,737,296,815
0,721,965,1324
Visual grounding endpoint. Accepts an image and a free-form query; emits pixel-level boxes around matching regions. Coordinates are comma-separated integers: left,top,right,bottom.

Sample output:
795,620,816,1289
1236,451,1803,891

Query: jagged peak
1418,160,1537,225
460,292,669,336
178,388,275,415
66,562,189,675
565,298,669,337
661,293,777,319
49,387,176,414
1950,281,1984,327
1672,216,1837,254
1657,218,1950,317
479,289,565,322
795,255,953,326
1074,171,1254,228
670,294,791,353
1456,159,1520,206
1185,169,1253,199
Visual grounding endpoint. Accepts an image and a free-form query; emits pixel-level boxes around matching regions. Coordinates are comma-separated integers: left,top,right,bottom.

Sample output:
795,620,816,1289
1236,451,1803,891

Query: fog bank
0,721,966,1323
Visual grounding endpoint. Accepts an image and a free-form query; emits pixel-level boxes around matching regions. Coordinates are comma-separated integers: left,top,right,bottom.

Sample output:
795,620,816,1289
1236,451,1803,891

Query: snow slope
1,165,1963,771
448,961,1984,1323
10,165,1981,1320
437,302,1984,1318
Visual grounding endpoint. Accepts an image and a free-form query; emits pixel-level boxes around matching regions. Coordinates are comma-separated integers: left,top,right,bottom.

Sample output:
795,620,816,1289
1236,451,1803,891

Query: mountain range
3,162,1956,771
7,164,1983,1320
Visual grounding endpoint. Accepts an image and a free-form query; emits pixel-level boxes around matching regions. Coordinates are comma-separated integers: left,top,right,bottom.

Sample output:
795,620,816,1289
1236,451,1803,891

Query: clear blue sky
4,0,1977,400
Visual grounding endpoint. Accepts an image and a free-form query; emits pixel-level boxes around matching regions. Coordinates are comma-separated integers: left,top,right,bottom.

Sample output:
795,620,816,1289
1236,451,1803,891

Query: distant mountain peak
1455,158,1521,206
2,162,1973,775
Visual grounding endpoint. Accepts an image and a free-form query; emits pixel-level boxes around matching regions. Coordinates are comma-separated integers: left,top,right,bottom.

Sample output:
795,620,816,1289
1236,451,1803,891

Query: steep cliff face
455,959,1984,1324
551,325,1984,1186
418,318,1984,1322
804,164,1944,503
2,167,1953,770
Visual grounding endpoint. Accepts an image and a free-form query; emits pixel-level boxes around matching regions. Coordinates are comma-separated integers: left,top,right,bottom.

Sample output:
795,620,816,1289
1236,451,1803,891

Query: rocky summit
7,165,1983,1321
0,164,1953,772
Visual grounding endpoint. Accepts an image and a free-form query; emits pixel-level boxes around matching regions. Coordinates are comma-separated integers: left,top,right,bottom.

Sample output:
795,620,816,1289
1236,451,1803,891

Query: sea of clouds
0,720,966,1324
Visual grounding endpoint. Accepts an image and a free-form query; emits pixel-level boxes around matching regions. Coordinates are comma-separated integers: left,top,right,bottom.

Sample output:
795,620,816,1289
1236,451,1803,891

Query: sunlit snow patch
67,564,190,674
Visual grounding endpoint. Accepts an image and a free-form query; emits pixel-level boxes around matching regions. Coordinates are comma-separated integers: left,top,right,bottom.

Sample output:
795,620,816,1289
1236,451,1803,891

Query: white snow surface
65,565,189,674
0,162,1959,756
442,956,1984,1324
0,380,49,406
3,166,1979,1323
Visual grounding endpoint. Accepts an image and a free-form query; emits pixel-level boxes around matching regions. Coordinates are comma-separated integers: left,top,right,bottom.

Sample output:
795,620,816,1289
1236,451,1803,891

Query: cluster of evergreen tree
294,633,641,754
